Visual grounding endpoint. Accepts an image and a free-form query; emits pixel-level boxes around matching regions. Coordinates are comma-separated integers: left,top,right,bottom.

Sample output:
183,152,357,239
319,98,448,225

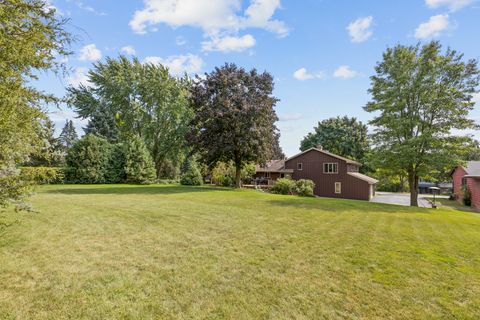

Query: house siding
285,150,372,201
452,167,467,201
451,166,480,212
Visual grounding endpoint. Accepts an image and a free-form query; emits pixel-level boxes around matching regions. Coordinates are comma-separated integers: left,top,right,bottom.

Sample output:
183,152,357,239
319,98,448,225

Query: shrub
157,179,179,185
462,185,471,206
271,178,297,195
123,136,157,184
20,167,64,184
105,143,126,183
211,162,255,187
180,162,203,186
66,134,111,184
296,179,315,197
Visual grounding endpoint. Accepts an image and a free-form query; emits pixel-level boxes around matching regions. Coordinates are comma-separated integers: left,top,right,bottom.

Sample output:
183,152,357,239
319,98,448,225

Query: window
324,163,338,174
297,163,303,170
280,173,285,178
335,182,341,194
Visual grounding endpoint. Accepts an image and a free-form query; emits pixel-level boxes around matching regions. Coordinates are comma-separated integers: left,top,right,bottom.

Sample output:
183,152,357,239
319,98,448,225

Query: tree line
1,0,479,208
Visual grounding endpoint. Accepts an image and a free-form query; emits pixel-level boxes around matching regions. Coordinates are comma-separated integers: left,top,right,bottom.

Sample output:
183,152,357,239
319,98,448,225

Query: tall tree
365,42,479,206
58,119,78,150
189,63,279,188
27,118,64,166
271,132,285,159
67,56,192,178
84,102,119,142
0,0,71,207
300,116,369,162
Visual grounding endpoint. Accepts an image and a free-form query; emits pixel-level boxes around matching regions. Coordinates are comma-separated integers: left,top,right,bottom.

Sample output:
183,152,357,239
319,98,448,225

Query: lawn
1,185,479,319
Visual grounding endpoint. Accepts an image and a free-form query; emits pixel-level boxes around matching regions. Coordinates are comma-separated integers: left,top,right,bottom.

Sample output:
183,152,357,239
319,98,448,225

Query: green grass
1,184,479,319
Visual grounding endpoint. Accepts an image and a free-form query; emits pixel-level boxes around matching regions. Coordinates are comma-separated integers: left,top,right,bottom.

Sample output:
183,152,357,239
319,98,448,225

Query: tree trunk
408,169,419,206
235,165,242,188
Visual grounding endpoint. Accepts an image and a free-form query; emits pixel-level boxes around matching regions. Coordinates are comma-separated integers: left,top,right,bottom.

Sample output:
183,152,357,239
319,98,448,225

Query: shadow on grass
44,184,233,196
266,196,432,214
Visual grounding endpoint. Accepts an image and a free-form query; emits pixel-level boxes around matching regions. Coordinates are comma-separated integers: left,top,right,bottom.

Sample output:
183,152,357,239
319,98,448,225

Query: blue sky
40,0,480,156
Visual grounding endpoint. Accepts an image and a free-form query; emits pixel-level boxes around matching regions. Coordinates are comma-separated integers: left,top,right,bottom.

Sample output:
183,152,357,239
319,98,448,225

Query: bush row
271,178,315,197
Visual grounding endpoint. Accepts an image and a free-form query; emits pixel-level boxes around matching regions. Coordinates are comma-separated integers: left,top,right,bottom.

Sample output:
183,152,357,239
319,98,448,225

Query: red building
451,161,480,211
254,147,378,201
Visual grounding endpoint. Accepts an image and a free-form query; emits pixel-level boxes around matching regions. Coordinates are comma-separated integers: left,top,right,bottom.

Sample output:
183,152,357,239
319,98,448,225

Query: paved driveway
371,192,431,207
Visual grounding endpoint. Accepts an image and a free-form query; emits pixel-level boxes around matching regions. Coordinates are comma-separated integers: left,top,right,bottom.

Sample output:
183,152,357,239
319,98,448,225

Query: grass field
1,184,479,319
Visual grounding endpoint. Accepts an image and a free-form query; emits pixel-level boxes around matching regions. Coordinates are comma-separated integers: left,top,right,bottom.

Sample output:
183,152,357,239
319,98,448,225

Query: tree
67,56,192,178
300,116,369,162
271,132,285,159
122,135,156,184
58,119,78,150
189,63,279,188
26,118,64,166
0,0,71,207
84,102,119,142
365,42,479,206
66,134,111,184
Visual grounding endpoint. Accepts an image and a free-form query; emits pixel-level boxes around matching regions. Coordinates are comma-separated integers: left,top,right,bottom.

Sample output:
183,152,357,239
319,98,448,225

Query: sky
39,0,480,156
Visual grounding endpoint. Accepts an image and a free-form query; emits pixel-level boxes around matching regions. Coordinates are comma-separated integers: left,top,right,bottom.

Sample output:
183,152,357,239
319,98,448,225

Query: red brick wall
452,166,467,200
451,166,480,211
468,178,480,211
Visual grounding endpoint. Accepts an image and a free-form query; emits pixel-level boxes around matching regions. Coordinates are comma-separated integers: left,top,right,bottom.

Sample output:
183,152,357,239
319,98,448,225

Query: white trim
335,182,342,194
297,163,303,170
323,162,338,174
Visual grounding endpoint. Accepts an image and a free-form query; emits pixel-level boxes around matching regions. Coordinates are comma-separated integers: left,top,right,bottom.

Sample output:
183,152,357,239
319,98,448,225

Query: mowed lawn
1,185,479,319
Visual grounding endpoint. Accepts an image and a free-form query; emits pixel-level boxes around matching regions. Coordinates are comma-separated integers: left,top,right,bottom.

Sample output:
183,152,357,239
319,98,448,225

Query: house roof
255,159,293,173
347,172,379,184
286,148,362,166
453,161,480,177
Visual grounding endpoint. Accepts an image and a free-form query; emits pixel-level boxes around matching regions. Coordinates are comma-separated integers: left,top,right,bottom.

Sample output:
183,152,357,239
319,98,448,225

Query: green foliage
66,135,111,184
180,162,203,186
211,162,255,187
295,179,315,197
300,116,369,165
105,143,126,183
157,179,179,185
190,63,280,187
58,119,78,150
271,178,297,195
365,42,480,206
26,118,65,167
20,167,64,185
67,56,192,178
0,0,71,208
122,136,156,184
462,186,471,206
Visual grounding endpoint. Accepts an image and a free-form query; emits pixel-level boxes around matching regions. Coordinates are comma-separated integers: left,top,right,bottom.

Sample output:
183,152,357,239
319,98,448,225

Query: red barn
451,161,480,211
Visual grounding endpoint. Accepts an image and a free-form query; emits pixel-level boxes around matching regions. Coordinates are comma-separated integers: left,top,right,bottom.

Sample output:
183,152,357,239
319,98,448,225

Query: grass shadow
43,184,233,196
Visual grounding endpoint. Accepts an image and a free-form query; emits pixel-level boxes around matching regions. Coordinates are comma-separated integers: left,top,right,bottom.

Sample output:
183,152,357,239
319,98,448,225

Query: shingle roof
286,148,362,166
347,172,379,184
255,159,293,173
463,161,480,176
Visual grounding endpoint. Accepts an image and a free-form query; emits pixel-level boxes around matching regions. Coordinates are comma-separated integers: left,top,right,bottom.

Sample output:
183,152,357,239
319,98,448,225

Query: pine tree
59,119,78,150
84,103,119,142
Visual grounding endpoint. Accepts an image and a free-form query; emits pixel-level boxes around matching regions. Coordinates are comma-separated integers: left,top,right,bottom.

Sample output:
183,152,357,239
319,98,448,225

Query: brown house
254,147,378,201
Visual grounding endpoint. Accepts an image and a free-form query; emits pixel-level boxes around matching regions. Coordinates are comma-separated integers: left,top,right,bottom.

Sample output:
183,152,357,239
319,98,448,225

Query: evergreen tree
123,136,156,184
59,119,78,150
84,102,119,142
27,118,64,166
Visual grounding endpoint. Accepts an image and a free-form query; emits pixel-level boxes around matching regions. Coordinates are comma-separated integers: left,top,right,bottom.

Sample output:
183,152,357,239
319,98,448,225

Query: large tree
0,0,71,207
189,63,279,188
365,42,479,206
300,116,369,162
67,56,192,178
58,119,78,150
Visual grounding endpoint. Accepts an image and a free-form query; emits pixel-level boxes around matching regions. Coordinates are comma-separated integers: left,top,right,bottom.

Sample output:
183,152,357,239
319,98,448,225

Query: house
419,181,452,194
451,161,480,211
253,159,293,185
254,147,378,201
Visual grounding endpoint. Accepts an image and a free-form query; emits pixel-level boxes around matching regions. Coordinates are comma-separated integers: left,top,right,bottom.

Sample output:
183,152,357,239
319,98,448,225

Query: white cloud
473,92,480,105
49,108,88,136
129,0,288,51
202,34,256,52
67,0,107,16
333,65,359,79
120,45,136,55
425,0,474,11
67,67,91,88
293,68,325,81
143,54,203,75
347,16,373,43
78,44,102,61
414,14,451,39
278,113,303,121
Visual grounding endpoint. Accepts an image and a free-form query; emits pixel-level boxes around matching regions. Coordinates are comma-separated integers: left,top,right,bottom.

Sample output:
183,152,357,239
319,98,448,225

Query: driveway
371,192,431,207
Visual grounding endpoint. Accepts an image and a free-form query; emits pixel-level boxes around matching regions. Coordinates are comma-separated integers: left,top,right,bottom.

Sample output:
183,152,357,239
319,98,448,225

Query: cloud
48,108,88,137
78,44,102,61
425,0,474,11
202,34,256,52
293,68,325,81
120,45,136,55
333,65,359,79
347,16,373,43
143,54,203,75
473,92,480,105
67,67,91,88
414,14,451,39
67,0,107,15
278,113,303,121
129,0,288,51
